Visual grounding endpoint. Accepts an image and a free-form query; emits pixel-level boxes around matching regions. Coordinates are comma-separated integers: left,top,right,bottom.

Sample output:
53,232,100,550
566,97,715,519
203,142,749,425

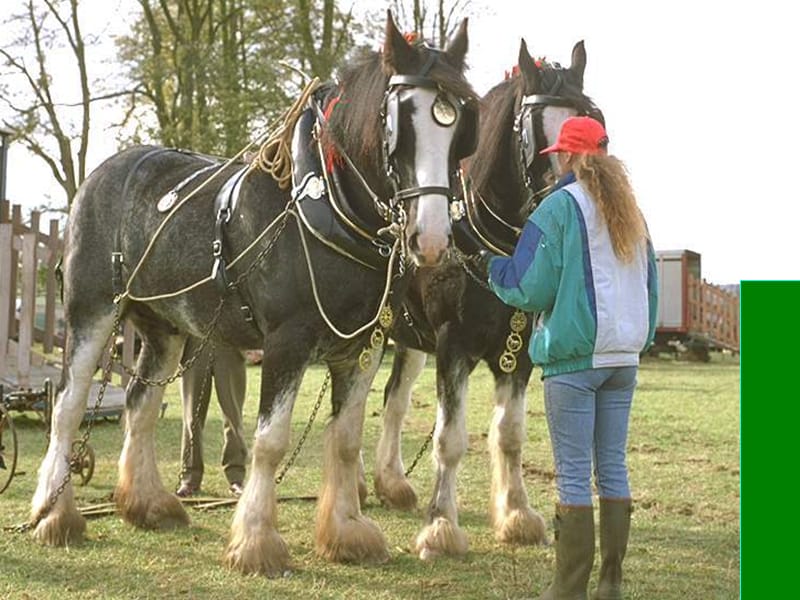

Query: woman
481,116,658,599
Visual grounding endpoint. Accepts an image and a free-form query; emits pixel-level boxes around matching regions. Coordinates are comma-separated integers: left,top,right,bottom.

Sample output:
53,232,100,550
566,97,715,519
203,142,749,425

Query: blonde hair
570,153,648,263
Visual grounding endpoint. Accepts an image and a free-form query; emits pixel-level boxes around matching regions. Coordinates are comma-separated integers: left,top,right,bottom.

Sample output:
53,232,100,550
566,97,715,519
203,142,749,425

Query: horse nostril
408,233,420,254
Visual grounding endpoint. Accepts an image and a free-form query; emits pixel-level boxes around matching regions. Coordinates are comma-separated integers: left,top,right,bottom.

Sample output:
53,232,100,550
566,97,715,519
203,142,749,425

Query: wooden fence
0,199,136,389
686,273,739,351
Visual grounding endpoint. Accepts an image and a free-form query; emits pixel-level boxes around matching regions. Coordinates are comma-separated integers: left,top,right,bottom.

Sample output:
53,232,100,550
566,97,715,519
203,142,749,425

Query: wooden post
43,218,60,353
17,232,37,386
7,204,21,338
0,222,12,377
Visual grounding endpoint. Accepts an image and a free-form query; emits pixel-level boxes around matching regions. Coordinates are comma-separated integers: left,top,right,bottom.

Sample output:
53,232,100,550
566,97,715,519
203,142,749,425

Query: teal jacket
488,176,658,377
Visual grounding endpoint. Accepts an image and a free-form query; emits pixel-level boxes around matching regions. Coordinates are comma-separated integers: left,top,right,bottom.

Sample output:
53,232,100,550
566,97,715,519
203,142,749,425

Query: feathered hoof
374,472,418,511
316,515,390,564
31,506,87,547
495,507,548,545
223,528,292,577
115,488,189,530
415,517,468,560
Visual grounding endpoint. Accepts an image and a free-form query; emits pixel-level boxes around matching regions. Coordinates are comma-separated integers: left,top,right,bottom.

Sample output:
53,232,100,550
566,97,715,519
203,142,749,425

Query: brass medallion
499,351,517,374
506,332,524,353
370,328,385,349
509,310,527,333
358,348,373,371
378,306,394,329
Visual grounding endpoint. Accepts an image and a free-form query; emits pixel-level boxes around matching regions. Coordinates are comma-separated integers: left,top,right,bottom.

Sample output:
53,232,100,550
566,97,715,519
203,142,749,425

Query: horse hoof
374,473,418,511
223,529,292,577
316,515,390,564
31,507,86,547
116,489,190,530
415,517,468,559
495,507,547,545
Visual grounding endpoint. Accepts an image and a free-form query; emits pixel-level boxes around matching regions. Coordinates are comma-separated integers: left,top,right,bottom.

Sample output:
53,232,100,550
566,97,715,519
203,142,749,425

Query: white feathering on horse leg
116,336,188,530
489,381,546,545
316,352,389,564
374,348,426,510
415,373,469,559
31,316,112,546
224,398,294,576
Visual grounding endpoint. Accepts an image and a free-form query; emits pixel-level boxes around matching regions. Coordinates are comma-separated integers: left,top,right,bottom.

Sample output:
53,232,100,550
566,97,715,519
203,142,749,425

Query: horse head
514,39,604,212
380,12,478,267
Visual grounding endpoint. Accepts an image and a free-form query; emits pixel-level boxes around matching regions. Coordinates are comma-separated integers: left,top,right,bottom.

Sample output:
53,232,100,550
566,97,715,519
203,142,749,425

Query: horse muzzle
405,190,453,268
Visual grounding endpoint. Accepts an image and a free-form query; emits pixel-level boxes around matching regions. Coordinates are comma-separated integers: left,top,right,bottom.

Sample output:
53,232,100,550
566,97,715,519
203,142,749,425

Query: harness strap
393,185,451,201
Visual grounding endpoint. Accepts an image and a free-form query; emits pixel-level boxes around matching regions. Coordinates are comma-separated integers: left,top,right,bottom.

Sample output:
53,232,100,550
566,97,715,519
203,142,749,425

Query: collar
554,171,576,191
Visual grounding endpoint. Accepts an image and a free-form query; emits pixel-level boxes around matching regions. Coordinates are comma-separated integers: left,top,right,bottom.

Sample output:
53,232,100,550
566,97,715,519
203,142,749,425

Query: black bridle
514,66,603,202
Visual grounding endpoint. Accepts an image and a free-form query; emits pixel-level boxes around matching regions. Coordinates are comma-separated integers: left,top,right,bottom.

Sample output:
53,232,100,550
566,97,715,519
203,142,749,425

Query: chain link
404,421,436,478
275,370,330,485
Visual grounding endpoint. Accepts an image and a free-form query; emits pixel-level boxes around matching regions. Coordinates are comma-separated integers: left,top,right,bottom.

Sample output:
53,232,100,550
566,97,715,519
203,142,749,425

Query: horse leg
315,345,390,564
374,344,427,510
31,312,115,545
488,367,547,545
224,324,310,576
115,329,188,529
415,326,471,560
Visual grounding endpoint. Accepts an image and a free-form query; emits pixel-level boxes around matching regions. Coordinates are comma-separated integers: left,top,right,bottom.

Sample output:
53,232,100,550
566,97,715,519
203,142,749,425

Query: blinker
432,96,457,126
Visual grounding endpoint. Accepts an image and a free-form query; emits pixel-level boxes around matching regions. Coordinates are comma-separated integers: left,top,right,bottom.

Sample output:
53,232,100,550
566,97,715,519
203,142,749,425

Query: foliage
0,353,739,598
117,0,360,156
0,0,114,209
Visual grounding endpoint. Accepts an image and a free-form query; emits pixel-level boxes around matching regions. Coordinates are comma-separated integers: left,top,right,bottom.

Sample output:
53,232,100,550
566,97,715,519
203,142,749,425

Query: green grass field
0,352,740,599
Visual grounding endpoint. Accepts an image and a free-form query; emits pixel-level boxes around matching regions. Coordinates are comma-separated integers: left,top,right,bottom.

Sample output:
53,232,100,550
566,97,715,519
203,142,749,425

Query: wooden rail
1,199,137,388
686,273,739,351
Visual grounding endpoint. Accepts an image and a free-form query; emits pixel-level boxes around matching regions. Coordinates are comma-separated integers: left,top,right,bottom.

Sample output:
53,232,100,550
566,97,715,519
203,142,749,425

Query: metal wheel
70,441,95,486
0,405,18,494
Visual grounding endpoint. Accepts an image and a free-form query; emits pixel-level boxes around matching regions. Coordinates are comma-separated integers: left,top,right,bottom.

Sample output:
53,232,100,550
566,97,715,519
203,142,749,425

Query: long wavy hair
571,153,648,262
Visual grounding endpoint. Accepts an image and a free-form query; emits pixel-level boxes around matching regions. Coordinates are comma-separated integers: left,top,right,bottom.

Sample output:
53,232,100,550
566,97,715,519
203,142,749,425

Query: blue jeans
543,366,637,506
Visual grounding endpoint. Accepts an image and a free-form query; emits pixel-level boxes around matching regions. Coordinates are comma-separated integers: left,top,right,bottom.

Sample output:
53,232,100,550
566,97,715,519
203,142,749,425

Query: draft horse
374,40,604,559
30,13,478,576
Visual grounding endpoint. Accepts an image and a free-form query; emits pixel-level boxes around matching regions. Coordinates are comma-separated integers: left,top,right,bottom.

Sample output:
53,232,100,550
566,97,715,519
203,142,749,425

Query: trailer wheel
0,405,18,494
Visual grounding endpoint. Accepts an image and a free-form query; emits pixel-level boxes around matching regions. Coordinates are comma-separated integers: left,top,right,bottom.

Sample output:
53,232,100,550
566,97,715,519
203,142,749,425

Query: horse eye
431,97,457,126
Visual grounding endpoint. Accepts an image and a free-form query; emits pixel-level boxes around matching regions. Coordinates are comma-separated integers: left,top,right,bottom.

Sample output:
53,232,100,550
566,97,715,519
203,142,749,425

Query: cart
0,379,96,494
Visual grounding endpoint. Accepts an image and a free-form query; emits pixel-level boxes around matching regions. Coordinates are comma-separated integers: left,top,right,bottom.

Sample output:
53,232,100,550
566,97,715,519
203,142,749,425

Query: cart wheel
1,405,18,494
70,441,95,486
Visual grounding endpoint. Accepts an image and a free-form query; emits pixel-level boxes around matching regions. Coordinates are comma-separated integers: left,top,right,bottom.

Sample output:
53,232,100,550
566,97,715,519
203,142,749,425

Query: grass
0,352,740,599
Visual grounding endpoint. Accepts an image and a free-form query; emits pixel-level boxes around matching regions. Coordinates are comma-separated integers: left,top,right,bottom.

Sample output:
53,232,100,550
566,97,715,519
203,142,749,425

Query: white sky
2,0,797,284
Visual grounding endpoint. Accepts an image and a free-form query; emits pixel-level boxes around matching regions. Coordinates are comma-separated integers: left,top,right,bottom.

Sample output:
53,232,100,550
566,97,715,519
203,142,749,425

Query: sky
2,0,797,284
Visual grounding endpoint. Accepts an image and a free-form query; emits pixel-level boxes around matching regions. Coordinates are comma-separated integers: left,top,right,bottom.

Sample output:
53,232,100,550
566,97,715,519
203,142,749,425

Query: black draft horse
30,13,478,576
374,40,604,559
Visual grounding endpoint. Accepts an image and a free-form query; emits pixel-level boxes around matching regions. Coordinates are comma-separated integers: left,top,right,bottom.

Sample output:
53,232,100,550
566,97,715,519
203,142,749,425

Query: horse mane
466,77,518,195
322,43,477,176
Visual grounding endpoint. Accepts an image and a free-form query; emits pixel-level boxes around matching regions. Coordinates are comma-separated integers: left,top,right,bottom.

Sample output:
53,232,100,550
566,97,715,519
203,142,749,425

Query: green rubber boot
593,499,632,600
538,504,595,600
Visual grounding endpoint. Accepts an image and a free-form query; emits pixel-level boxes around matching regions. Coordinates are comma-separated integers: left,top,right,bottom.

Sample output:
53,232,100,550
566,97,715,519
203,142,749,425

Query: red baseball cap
539,116,609,155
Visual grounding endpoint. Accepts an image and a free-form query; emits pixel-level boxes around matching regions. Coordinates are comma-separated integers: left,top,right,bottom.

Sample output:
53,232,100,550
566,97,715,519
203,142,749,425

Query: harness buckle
217,207,231,223
212,240,223,257
240,305,254,322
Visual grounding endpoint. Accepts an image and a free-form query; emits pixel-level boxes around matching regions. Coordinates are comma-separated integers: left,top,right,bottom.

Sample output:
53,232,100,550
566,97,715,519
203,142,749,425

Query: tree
0,0,107,208
389,0,472,48
118,0,360,157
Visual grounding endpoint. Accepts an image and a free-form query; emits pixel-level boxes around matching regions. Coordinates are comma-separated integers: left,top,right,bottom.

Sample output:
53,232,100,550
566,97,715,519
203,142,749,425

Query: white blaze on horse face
542,105,578,176
406,88,456,267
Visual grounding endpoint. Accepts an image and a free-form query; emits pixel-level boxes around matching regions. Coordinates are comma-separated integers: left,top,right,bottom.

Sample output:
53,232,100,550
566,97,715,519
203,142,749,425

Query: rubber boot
593,499,632,600
538,504,595,600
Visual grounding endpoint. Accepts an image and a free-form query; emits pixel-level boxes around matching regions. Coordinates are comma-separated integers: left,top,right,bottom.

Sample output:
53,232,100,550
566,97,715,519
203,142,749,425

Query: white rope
291,211,400,340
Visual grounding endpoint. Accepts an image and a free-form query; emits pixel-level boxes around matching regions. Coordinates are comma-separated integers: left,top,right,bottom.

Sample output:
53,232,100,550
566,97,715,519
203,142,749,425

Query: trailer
653,249,739,359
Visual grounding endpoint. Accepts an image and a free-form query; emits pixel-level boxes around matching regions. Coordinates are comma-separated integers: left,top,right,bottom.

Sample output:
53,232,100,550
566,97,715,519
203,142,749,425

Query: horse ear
383,10,416,74
444,18,469,71
570,40,587,88
518,38,540,91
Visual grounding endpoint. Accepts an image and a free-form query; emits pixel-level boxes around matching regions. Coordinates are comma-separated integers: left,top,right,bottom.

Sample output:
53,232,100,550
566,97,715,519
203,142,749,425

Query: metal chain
176,341,216,492
274,370,330,485
405,421,436,478
453,247,492,291
16,308,124,533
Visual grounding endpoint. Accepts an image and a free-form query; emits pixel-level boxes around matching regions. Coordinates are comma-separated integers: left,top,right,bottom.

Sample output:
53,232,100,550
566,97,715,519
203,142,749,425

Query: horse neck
471,132,528,227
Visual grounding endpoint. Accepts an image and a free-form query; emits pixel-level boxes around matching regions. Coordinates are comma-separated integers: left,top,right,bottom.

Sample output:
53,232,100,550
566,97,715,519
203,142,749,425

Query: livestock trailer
654,249,739,357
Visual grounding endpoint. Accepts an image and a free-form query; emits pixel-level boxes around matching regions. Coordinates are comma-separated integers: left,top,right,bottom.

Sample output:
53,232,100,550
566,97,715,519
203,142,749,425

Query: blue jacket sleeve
645,238,659,347
487,219,560,313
